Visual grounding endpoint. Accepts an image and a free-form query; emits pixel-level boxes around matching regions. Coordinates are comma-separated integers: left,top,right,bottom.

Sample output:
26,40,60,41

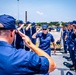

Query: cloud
36,11,43,16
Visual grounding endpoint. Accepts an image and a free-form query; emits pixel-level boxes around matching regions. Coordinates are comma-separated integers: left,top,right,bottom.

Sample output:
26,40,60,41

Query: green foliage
36,22,60,27
48,22,60,26
61,21,68,26
37,22,47,26
16,20,70,27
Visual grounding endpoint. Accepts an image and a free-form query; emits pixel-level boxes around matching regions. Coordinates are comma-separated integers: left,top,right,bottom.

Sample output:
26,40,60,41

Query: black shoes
69,64,74,68
70,66,75,71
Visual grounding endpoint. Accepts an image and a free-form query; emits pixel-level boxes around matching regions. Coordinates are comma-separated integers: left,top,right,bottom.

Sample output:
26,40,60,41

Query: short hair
0,30,10,37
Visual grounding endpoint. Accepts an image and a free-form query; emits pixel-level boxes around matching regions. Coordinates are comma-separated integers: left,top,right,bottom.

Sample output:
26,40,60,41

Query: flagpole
17,0,19,20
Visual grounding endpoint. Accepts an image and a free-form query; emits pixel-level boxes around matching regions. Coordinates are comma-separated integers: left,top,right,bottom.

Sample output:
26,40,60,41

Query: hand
17,24,24,31
26,24,31,31
36,28,42,33
17,31,32,48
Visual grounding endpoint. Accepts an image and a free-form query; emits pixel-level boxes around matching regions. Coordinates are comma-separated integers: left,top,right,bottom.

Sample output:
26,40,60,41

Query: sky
0,0,76,22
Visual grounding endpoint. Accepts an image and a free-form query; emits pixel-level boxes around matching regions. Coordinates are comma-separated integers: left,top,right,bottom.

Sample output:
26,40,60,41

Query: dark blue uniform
36,32,54,56
12,20,25,49
71,33,76,70
31,25,36,44
67,29,74,63
0,41,49,75
25,27,31,51
15,27,25,49
63,29,68,53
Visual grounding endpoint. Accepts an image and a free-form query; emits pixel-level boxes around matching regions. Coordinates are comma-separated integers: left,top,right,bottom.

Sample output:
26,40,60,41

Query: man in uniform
15,20,25,49
67,22,74,61
63,24,68,53
0,14,56,75
32,24,56,56
70,21,76,71
31,22,37,44
25,21,32,51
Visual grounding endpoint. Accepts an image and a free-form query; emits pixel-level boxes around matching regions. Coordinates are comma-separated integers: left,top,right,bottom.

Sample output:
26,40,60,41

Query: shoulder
13,48,40,62
10,48,49,74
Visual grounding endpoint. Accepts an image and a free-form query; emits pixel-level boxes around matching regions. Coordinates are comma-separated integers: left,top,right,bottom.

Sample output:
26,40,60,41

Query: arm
17,24,24,31
51,34,56,53
26,24,31,31
32,28,41,38
18,31,56,72
52,42,56,53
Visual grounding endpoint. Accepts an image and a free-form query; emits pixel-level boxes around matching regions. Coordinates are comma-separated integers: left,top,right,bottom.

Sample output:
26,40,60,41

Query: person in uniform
0,14,56,75
31,22,37,44
63,24,69,53
70,21,76,71
25,21,32,51
15,20,25,49
32,24,56,56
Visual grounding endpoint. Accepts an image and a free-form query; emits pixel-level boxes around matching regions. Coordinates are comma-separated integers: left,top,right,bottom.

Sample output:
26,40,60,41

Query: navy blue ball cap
26,21,31,25
42,24,48,29
32,22,36,26
73,20,76,24
18,20,24,24
72,20,76,26
69,22,73,25
0,14,16,30
64,24,68,26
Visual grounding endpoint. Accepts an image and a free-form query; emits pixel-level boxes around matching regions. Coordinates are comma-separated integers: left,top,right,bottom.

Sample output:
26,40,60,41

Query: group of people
13,19,56,56
1,13,76,74
0,14,56,75
13,20,36,50
63,21,76,71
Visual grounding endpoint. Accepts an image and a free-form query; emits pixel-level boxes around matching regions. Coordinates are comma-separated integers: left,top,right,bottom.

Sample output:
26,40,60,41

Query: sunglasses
43,29,47,30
